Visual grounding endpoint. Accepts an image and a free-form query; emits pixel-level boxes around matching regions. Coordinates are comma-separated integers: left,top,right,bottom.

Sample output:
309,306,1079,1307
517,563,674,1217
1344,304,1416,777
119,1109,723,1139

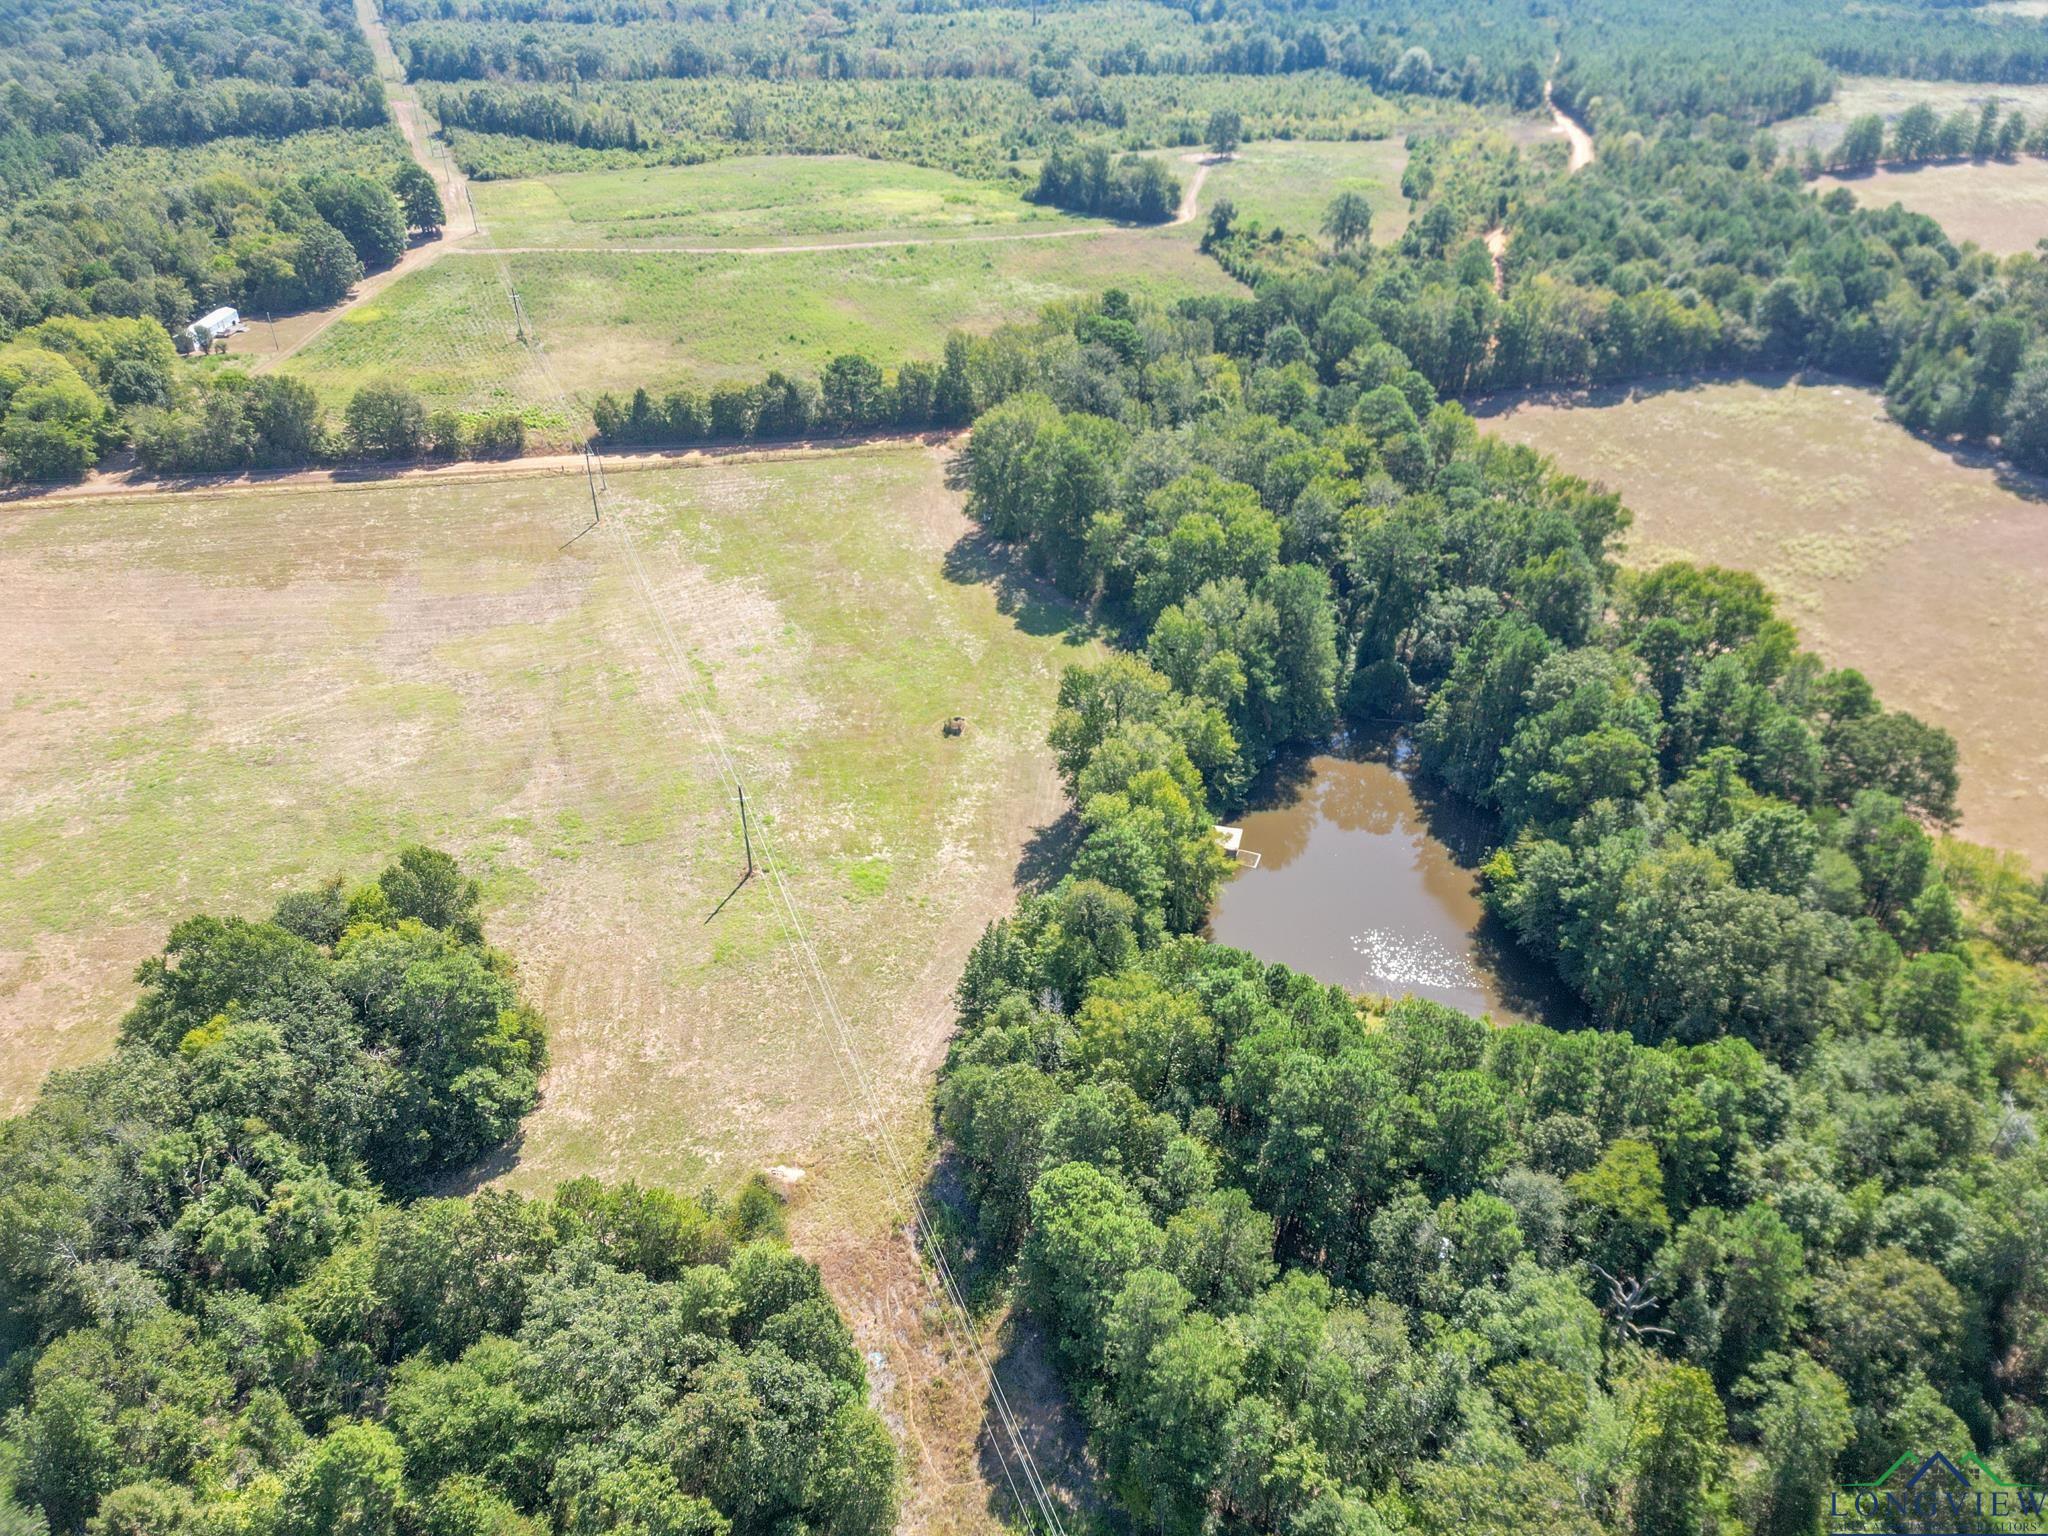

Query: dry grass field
1815,160,2048,254
1475,374,2048,872
1,443,1096,1531
1772,76,2048,158
0,445,1086,1166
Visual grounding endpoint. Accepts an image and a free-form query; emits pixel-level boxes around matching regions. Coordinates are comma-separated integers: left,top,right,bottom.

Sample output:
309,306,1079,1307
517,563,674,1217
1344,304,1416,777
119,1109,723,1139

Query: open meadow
280,226,1241,416
0,447,1088,1170
1192,136,1413,244
1815,160,2048,254
468,154,1098,247
1475,374,2048,870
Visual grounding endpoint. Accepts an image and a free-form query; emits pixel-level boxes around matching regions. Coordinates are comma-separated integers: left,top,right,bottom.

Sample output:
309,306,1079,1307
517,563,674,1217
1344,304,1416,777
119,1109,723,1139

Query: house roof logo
1830,1449,2048,1535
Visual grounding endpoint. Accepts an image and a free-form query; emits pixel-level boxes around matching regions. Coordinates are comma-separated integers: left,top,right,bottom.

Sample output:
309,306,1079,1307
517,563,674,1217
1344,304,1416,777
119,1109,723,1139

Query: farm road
246,0,480,370
0,433,967,508
1546,60,1597,170
253,27,1225,362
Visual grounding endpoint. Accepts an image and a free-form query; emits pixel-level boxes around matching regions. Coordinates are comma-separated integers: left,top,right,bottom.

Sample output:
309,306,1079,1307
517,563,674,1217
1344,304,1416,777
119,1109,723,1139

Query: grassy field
1474,374,2048,871
0,449,1086,1152
1815,160,2048,253
470,153,1097,247
0,444,1091,1532
1773,76,2048,158
1193,138,1413,245
281,230,1241,414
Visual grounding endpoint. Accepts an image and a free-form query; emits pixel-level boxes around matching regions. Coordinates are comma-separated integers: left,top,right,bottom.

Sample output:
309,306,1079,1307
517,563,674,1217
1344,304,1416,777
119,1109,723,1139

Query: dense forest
926,276,2048,1536
0,0,382,199
0,848,897,1536
383,0,2048,175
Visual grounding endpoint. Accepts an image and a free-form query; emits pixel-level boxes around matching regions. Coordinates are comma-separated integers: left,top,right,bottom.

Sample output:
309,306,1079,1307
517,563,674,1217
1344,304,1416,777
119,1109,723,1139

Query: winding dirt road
1174,153,1218,225
1546,69,1597,171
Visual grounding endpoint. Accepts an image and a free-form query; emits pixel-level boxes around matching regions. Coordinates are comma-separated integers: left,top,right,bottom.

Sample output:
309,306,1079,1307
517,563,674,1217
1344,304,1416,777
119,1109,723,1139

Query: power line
466,214,1072,1535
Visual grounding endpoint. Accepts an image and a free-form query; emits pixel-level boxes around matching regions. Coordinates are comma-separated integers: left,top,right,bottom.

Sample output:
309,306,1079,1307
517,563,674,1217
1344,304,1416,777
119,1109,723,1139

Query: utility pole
738,784,755,877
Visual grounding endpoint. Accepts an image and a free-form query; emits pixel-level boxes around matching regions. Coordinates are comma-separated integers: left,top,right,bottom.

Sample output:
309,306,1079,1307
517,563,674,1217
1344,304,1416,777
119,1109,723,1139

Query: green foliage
931,181,2048,1536
1032,147,1180,223
0,852,892,1536
393,162,448,235
345,382,430,460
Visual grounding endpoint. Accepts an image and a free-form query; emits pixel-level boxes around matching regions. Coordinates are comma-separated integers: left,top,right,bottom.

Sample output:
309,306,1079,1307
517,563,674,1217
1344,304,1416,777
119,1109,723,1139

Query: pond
1205,738,1566,1023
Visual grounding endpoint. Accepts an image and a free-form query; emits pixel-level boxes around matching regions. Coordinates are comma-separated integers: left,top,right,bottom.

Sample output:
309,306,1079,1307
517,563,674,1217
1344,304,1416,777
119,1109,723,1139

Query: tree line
0,0,384,201
1825,95,2048,172
0,310,533,482
0,847,897,1536
591,337,977,447
924,277,2048,1536
1190,118,2048,475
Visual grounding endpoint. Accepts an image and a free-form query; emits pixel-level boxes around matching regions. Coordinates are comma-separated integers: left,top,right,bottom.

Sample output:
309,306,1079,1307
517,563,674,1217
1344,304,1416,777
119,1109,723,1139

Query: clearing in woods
1815,160,2048,254
280,229,1242,417
0,443,1097,1530
1474,373,2048,871
468,154,1101,248
1771,76,2048,158
1188,138,1414,244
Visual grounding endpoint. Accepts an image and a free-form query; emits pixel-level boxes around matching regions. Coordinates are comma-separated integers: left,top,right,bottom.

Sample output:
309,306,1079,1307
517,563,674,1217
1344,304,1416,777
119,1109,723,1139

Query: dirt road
244,0,477,371
1546,71,1597,171
1484,226,1509,294
1174,153,1218,225
0,432,967,510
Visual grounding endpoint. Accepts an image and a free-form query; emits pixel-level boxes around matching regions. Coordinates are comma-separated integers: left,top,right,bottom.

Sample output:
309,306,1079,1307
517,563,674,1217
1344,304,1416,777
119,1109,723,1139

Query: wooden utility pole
738,784,755,876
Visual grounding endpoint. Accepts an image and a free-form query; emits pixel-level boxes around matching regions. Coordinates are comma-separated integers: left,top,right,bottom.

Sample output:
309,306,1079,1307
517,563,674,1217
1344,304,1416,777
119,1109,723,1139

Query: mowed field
1192,137,1413,244
469,153,1098,246
282,226,1239,418
1475,375,2048,870
1,445,1092,1532
0,448,1085,1159
1815,160,2048,254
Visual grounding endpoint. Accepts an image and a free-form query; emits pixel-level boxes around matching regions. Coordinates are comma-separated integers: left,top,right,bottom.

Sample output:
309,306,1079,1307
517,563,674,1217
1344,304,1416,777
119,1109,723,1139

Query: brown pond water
1206,741,1567,1023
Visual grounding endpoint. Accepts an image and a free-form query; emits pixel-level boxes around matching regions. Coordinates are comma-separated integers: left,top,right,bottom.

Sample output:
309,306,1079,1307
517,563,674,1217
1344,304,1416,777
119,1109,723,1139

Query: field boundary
0,431,965,509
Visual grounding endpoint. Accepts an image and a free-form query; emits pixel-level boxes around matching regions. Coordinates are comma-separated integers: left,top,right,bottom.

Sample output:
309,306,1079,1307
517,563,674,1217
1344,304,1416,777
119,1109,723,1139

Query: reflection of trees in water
1235,739,1412,871
1231,750,1317,870
1312,758,1411,840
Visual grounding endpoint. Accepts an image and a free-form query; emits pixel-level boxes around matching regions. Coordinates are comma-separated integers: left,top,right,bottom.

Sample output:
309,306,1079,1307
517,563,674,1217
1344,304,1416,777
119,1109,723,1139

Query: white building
180,306,242,353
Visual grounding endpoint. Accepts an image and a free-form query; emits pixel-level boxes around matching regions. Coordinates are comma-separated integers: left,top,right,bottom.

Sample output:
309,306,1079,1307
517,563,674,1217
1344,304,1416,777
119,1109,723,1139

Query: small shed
180,306,243,353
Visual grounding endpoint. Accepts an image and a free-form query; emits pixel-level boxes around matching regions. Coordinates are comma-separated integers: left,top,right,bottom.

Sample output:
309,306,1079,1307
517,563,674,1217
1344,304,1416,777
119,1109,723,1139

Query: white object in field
1215,825,1262,867
181,306,244,350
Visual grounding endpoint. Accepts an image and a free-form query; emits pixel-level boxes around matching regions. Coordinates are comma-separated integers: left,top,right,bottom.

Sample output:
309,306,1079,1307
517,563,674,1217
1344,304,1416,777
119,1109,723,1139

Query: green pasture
470,153,1097,246
0,449,1088,1197
281,227,1242,413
